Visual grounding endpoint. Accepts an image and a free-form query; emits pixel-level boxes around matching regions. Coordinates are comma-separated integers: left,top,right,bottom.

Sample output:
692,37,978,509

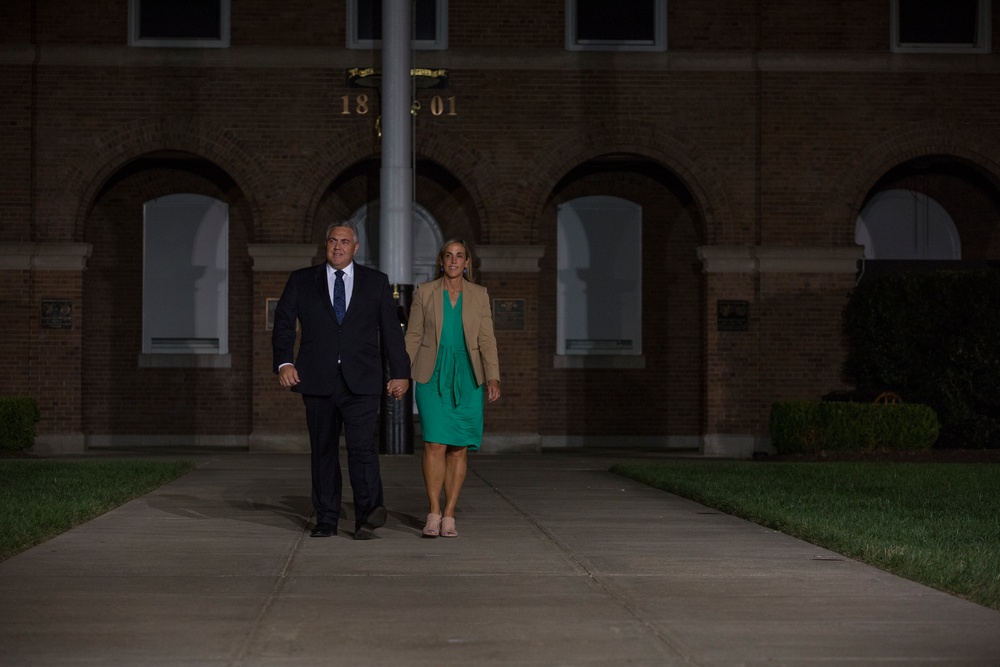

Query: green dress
415,292,484,450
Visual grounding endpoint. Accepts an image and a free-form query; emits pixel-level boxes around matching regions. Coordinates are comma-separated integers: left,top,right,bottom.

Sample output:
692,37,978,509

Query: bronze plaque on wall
493,299,525,331
41,299,73,329
717,300,749,331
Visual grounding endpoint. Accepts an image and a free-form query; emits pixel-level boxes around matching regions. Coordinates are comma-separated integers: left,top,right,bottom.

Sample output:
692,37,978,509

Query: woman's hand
486,379,501,403
387,378,409,400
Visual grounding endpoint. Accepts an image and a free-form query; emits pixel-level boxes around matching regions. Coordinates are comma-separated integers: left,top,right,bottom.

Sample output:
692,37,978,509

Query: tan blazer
405,278,500,386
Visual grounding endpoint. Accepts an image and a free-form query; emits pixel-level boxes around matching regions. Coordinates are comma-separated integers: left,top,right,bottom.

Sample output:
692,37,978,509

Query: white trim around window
891,0,990,54
129,0,231,49
566,0,666,52
347,0,448,51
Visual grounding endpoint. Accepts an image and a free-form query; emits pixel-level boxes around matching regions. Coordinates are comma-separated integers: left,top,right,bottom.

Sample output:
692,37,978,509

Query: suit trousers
302,366,384,530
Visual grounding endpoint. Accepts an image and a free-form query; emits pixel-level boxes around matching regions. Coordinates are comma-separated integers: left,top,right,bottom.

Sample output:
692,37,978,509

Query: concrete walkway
2,450,999,666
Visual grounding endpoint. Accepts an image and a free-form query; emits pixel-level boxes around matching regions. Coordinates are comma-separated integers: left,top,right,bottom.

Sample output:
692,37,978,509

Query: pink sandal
440,516,457,538
422,513,442,538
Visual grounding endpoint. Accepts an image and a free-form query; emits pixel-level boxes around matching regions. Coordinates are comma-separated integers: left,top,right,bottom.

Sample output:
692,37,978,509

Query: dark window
137,0,222,40
576,0,656,43
898,0,979,45
356,0,439,42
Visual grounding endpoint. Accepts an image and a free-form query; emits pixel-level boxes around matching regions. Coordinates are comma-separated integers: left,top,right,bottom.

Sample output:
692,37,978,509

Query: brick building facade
2,2,999,456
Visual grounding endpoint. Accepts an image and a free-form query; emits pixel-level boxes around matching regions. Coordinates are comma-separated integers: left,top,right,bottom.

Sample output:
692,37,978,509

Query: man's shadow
146,483,428,536
146,486,312,532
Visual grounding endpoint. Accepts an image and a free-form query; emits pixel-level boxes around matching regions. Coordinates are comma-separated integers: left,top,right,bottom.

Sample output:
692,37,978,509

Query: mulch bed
759,449,1000,464
6,447,1000,463
0,450,38,459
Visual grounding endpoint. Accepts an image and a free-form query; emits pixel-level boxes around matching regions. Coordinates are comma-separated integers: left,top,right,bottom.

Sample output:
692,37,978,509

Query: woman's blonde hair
436,238,475,282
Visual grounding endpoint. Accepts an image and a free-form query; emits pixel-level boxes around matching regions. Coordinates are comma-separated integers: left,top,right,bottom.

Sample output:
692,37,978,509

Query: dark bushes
843,270,1000,448
0,397,40,452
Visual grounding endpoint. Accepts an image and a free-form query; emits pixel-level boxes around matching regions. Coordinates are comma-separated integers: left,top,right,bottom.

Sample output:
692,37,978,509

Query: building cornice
1,44,997,74
477,245,545,273
697,245,863,274
0,243,93,270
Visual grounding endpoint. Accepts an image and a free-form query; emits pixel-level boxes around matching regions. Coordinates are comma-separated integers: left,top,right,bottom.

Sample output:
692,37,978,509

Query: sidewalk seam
469,465,702,666
229,515,312,666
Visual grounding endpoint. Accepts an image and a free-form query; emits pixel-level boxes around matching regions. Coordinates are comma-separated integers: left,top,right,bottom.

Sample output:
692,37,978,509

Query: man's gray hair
325,221,359,244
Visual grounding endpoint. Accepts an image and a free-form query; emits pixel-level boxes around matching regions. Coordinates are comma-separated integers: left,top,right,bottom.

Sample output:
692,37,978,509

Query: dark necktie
334,270,346,324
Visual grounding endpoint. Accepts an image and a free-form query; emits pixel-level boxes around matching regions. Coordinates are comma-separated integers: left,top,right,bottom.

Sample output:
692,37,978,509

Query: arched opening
82,151,253,446
539,153,705,447
856,155,1000,268
314,156,482,277
856,189,960,260
348,200,444,284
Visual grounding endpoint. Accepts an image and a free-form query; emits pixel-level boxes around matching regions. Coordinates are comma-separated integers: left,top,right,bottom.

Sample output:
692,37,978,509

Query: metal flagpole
378,0,414,454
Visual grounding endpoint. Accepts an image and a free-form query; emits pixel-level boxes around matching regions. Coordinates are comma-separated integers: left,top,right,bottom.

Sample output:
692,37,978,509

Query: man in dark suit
272,221,410,539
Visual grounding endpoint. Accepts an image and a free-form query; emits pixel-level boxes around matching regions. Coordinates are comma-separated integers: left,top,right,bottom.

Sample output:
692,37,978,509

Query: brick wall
0,66,32,242
252,271,308,436
0,270,32,396
2,2,999,449
703,273,759,435
760,1,888,51
537,168,704,438
478,271,538,434
760,71,1000,245
758,272,858,419
30,270,85,435
82,168,253,438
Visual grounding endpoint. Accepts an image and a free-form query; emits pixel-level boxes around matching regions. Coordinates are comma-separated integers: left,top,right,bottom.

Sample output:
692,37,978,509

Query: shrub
843,269,1000,448
770,400,939,455
0,397,41,452
769,401,821,454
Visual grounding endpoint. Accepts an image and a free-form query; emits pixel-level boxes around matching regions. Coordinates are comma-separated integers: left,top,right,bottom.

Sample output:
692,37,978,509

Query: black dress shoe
311,522,336,538
354,506,387,540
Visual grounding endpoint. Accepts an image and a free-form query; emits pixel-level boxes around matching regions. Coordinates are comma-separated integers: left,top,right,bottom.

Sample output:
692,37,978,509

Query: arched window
855,189,961,260
557,195,642,356
142,194,229,364
348,201,444,284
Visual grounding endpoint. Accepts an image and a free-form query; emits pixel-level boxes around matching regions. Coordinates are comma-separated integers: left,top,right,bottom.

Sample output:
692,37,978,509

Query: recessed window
557,196,643,356
348,201,444,285
142,194,229,358
129,0,230,48
566,0,666,52
891,0,990,53
855,189,961,260
348,0,448,50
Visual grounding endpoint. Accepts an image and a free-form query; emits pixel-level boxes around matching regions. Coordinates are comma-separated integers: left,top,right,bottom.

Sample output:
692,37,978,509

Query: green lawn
0,459,195,561
612,460,1000,610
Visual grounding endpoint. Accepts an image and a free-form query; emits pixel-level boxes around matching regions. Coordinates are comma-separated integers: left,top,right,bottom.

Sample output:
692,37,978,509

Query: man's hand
386,378,409,400
278,364,300,388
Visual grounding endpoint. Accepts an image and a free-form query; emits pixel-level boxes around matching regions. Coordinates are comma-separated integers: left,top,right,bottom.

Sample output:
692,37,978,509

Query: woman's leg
422,442,447,514
442,445,468,517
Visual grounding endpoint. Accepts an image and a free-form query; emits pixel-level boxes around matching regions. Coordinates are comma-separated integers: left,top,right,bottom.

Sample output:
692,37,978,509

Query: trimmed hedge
770,400,939,455
0,397,40,452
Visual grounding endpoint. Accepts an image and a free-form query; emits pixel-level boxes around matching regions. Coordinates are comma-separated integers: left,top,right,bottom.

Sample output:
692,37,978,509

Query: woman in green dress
405,240,501,538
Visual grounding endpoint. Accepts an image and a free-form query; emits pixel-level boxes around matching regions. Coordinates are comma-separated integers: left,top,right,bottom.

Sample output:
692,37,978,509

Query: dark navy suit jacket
271,262,409,396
